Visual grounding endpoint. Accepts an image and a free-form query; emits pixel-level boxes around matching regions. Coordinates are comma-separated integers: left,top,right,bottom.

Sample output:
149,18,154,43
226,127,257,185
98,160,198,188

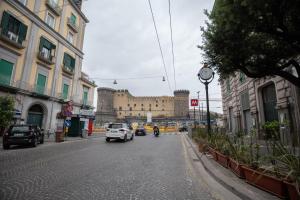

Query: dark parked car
179,125,188,132
3,125,44,149
135,126,146,136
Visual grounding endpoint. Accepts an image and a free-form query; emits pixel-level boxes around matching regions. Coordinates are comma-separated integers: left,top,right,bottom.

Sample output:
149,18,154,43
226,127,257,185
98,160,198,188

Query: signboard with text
191,99,198,107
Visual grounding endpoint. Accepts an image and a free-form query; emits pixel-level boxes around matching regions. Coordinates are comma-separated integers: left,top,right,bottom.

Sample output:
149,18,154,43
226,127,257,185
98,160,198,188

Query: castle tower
174,90,190,118
95,88,116,125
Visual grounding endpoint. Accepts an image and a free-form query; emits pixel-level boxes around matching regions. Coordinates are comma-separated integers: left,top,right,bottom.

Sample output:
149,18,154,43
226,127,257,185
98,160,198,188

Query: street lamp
197,63,215,134
197,91,201,125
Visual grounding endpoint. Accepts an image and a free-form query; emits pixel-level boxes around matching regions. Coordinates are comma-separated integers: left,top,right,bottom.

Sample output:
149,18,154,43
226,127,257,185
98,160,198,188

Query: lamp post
197,63,215,135
197,91,200,125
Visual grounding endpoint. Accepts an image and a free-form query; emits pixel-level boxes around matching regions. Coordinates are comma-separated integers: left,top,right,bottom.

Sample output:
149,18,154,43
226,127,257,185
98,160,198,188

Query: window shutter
63,84,69,99
17,22,27,44
0,59,13,85
39,37,45,51
63,53,69,66
1,11,10,35
70,56,75,68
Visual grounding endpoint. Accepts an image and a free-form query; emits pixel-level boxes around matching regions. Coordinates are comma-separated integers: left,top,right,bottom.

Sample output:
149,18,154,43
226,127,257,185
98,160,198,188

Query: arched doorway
27,104,44,127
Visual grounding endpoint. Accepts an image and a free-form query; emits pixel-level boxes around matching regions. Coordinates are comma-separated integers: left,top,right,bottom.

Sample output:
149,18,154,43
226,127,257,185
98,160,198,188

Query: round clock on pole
198,63,213,81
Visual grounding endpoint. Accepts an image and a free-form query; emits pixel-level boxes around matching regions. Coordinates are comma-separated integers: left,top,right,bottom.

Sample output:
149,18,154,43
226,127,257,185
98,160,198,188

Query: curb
184,134,260,200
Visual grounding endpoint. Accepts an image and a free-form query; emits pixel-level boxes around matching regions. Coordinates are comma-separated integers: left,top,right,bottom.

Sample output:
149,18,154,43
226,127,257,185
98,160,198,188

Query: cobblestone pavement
0,134,217,200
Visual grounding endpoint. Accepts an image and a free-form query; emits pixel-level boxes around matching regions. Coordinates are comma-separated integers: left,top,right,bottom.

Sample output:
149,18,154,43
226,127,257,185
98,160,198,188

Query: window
45,11,55,28
39,37,56,61
149,108,151,111
18,0,27,6
240,90,251,134
63,53,75,72
162,100,164,103
134,104,136,107
83,87,89,105
156,104,158,107
70,13,76,25
149,104,151,107
262,84,278,122
162,109,165,111
67,31,74,44
141,104,143,106
0,59,14,86
129,107,132,111
62,84,69,100
239,72,246,84
1,11,27,44
141,108,144,111
119,106,122,111
226,78,231,93
128,104,130,107
36,73,47,94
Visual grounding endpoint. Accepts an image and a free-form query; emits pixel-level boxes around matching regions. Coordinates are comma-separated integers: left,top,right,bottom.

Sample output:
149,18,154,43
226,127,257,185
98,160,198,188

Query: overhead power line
91,75,163,81
168,0,177,90
147,0,172,94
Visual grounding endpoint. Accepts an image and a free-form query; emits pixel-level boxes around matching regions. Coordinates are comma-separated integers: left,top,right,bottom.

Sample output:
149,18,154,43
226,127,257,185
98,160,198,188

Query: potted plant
215,133,230,168
207,132,218,160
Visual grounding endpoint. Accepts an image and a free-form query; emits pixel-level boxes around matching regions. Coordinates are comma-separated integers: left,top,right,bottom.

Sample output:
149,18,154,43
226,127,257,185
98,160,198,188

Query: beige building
0,0,96,134
96,88,190,125
221,71,300,144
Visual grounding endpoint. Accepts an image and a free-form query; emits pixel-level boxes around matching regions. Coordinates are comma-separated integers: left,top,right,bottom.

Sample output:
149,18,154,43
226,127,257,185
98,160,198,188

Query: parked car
135,126,146,136
3,125,45,149
106,123,134,142
179,125,188,132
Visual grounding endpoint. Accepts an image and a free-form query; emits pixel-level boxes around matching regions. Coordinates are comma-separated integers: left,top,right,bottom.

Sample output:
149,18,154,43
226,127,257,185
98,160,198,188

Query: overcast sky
81,0,222,113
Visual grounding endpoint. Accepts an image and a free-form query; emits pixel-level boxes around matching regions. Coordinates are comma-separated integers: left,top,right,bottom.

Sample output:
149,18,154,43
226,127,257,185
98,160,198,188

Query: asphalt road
0,133,217,200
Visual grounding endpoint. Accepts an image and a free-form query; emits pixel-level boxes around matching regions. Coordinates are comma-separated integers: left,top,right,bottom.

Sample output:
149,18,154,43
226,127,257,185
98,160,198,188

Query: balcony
31,84,51,98
67,18,79,33
80,99,93,107
0,75,20,93
62,65,74,75
37,51,55,65
80,73,97,87
46,0,62,16
0,28,26,49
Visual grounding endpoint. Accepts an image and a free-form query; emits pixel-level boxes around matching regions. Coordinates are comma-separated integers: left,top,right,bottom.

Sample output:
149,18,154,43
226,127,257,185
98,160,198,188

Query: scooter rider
153,125,159,136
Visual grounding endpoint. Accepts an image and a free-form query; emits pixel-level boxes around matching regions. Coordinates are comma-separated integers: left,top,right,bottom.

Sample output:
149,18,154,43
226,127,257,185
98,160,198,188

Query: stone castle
95,88,190,125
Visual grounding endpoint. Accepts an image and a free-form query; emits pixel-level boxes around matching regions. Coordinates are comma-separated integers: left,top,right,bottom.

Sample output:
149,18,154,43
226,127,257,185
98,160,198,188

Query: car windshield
108,124,123,129
11,126,30,132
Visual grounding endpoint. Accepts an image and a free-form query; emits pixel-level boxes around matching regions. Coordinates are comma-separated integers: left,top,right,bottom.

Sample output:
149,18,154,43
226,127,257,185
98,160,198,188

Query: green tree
201,0,300,87
0,96,14,135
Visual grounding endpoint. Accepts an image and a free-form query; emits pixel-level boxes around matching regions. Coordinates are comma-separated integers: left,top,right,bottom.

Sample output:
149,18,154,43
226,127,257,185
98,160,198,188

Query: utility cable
147,0,172,94
168,0,177,90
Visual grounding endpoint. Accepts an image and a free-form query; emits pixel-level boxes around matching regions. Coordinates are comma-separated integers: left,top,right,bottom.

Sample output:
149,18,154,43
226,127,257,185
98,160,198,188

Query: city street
0,133,234,200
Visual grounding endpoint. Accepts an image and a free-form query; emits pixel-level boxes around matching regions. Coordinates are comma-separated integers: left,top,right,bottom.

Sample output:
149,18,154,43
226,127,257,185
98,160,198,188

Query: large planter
242,166,286,199
228,158,245,179
215,151,229,168
208,147,218,160
284,181,300,200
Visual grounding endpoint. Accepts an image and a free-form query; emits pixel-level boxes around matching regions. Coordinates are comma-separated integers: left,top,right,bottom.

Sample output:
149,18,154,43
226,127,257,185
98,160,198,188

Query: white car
105,123,134,142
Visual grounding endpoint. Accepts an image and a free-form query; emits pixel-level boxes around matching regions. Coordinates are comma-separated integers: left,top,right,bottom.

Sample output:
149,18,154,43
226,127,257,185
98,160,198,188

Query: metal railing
46,0,62,16
37,51,55,64
0,27,27,49
62,65,74,74
67,17,79,33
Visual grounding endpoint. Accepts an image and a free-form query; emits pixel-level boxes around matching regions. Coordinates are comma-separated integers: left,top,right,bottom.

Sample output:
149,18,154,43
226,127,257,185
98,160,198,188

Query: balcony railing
80,99,93,106
62,65,74,75
46,0,62,16
32,84,51,96
67,17,79,33
81,74,96,86
37,51,55,65
0,28,26,49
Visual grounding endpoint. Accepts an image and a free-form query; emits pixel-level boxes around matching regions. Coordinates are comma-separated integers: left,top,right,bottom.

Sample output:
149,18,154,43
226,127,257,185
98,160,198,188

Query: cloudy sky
81,0,222,113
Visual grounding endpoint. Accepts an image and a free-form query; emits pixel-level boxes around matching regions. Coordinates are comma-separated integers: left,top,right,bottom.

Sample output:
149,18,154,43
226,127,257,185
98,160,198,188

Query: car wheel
32,137,38,147
3,143,9,150
106,138,110,142
123,134,127,142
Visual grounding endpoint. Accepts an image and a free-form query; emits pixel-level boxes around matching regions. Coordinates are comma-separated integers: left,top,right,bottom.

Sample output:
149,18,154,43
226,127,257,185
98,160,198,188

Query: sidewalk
183,134,280,200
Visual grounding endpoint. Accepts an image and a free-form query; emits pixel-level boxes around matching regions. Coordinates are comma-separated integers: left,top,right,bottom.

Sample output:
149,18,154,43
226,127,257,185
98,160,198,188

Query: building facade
0,0,96,134
95,88,190,125
221,71,300,144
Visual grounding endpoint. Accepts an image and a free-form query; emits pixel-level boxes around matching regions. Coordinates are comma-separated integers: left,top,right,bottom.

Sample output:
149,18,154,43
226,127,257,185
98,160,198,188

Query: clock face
199,67,213,80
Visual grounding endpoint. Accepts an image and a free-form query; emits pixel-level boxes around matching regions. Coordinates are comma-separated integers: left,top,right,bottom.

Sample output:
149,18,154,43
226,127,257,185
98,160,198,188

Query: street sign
191,99,198,106
65,120,71,127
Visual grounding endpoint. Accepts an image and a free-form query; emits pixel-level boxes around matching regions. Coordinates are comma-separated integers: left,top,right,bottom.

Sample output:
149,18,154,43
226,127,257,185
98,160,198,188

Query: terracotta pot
215,151,229,168
208,147,218,160
242,166,286,199
284,181,300,200
228,158,245,179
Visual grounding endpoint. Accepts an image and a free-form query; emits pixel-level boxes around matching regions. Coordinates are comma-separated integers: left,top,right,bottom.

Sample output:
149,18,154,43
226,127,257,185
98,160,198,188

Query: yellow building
0,0,96,133
95,88,190,125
